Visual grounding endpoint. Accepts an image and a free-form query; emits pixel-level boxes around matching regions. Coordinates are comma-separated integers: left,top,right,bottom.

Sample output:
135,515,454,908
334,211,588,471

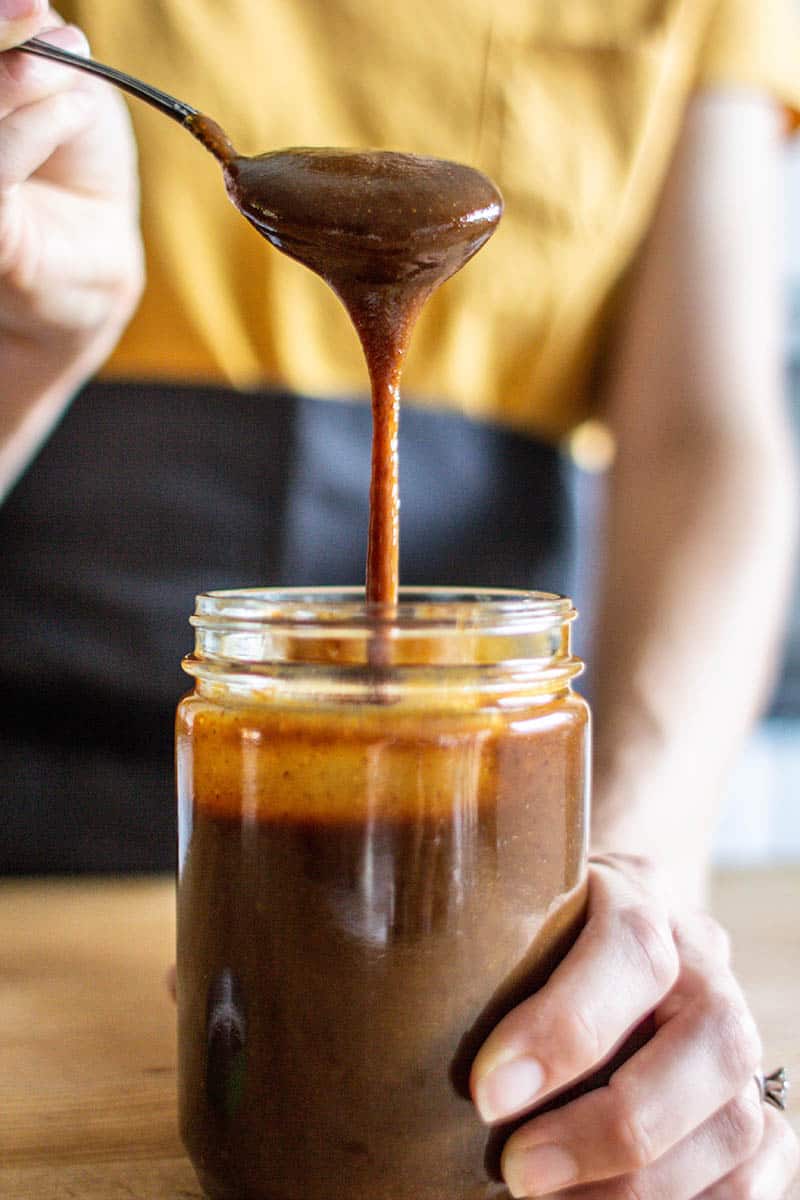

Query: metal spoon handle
19,36,198,125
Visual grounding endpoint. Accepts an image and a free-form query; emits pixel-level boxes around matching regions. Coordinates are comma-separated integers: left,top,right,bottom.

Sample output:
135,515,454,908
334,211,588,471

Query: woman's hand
470,855,799,1198
0,0,143,493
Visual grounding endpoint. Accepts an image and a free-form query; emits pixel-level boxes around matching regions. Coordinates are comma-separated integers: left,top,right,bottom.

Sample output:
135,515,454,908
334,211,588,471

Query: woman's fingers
0,0,48,52
0,11,142,330
698,1106,800,1200
502,1103,799,1200
471,863,680,1123
502,1087,770,1200
0,23,95,198
0,18,87,119
0,85,95,194
499,973,762,1192
0,188,143,333
503,1032,767,1190
10,20,140,204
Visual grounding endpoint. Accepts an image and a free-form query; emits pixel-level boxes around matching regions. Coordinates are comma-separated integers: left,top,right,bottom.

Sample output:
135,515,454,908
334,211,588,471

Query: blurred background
572,135,800,868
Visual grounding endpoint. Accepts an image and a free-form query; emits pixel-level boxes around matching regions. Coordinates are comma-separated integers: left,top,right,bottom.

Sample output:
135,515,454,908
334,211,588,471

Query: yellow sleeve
697,0,800,127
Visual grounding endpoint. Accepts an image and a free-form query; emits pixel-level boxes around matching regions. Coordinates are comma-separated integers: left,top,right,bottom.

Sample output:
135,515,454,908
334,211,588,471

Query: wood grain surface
0,870,797,1198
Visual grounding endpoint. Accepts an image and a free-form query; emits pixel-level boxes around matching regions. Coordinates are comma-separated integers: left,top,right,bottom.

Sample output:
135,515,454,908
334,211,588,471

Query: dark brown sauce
187,116,502,603
177,699,589,1200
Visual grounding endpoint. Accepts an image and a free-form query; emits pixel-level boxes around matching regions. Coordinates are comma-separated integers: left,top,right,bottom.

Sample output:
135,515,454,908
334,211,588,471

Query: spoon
18,36,502,279
19,35,503,607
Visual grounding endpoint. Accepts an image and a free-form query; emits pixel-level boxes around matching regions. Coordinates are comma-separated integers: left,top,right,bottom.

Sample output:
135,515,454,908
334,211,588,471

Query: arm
591,91,797,902
469,93,799,1198
0,2,143,500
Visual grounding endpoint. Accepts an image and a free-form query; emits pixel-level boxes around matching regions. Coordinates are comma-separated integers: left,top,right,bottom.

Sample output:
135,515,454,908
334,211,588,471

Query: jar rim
191,586,576,635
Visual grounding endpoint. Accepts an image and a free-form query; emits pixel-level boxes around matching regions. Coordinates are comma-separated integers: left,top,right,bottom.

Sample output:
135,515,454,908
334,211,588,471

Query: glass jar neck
182,588,583,708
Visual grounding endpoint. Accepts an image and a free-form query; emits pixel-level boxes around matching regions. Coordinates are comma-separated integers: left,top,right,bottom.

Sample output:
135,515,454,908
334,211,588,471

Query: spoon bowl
226,148,502,286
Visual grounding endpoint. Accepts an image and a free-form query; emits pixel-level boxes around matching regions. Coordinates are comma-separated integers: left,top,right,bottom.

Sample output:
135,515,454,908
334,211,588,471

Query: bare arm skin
591,91,798,902
0,1,143,500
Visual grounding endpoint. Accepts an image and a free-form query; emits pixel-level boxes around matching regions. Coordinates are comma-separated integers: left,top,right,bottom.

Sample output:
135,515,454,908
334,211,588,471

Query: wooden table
1,870,797,1198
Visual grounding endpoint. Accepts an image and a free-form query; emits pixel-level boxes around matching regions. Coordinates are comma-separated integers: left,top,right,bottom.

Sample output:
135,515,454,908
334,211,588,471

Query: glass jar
176,588,589,1200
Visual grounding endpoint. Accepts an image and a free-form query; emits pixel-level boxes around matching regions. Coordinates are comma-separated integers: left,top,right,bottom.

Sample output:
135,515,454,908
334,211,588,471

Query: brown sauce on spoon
187,116,503,603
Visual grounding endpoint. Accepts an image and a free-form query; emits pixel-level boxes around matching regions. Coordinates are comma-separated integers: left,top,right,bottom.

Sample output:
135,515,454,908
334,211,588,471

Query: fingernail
504,1144,578,1198
36,24,90,53
474,1056,544,1123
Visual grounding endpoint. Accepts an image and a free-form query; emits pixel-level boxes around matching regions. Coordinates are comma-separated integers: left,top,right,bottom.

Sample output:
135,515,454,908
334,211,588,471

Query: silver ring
756,1068,790,1111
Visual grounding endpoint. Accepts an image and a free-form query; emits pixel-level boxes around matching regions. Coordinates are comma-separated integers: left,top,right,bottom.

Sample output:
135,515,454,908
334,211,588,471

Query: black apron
0,380,573,873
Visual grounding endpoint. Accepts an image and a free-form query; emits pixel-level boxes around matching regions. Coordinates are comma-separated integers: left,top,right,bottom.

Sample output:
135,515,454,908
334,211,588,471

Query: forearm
0,381,73,503
0,314,131,500
590,428,797,900
584,92,795,902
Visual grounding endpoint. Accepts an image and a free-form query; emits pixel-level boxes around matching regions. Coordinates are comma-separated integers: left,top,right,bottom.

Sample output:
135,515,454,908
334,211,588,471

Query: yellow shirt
60,0,800,442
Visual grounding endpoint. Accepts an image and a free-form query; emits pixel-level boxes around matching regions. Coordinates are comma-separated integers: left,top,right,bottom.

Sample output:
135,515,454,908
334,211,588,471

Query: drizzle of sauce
187,116,503,604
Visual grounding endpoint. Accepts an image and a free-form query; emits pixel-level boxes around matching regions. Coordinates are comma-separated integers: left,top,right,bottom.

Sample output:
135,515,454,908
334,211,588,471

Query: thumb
0,0,51,51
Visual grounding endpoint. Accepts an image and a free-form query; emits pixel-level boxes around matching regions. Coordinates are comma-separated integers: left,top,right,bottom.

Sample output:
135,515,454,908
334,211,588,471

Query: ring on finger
756,1067,790,1112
